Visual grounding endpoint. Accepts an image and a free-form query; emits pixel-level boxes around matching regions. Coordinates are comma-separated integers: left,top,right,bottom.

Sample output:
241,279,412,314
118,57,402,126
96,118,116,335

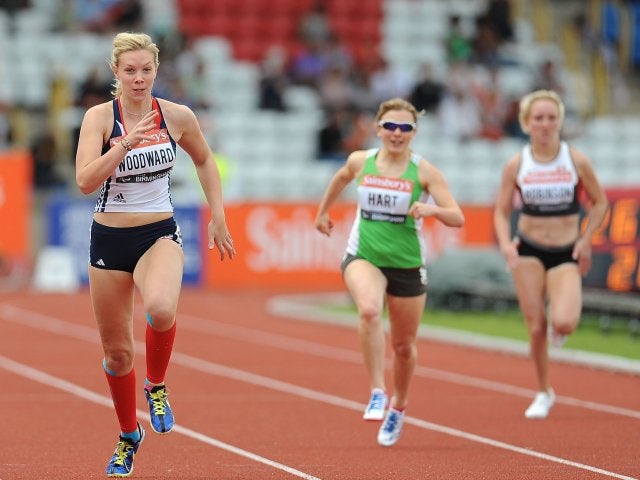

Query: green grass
424,309,640,360
327,304,640,361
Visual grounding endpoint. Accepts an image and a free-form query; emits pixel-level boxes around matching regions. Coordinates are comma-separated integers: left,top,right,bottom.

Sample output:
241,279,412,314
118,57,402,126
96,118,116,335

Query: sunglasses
378,121,416,133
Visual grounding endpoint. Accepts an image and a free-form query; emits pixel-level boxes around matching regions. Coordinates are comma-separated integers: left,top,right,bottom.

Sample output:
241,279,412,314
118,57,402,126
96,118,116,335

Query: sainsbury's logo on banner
245,206,351,272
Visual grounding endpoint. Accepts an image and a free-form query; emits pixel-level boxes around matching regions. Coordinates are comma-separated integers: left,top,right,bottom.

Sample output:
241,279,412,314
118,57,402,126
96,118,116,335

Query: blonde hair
375,97,422,123
110,32,160,98
518,89,565,134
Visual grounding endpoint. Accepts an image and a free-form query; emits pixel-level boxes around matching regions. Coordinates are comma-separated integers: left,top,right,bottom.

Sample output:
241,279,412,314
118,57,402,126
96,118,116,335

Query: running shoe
548,323,568,348
549,330,568,348
363,389,387,421
144,384,174,434
524,389,556,419
106,423,145,477
377,408,405,447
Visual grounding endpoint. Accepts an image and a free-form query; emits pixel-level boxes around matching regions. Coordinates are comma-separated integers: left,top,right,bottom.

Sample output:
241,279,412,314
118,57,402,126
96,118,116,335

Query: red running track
0,287,638,480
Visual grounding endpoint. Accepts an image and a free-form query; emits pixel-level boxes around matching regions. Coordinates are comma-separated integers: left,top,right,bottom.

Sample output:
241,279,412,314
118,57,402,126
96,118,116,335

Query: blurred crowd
1,0,146,188
0,0,625,190
299,0,570,162
256,0,532,161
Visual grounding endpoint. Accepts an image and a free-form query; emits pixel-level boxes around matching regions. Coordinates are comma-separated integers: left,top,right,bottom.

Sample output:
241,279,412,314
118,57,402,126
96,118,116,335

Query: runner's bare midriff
518,213,580,246
93,211,173,228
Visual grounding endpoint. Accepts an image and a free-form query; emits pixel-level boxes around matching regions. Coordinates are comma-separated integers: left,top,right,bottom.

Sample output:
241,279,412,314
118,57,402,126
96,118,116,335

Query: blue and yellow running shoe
144,384,174,434
106,423,145,477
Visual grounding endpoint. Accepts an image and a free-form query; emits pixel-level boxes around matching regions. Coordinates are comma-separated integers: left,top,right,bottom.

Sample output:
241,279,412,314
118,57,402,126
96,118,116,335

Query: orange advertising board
582,187,640,292
0,150,32,259
204,202,495,289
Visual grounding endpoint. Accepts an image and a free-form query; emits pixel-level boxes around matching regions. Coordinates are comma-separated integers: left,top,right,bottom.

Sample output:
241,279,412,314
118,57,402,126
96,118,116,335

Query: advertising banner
0,150,31,260
204,203,496,289
46,196,202,284
40,189,640,292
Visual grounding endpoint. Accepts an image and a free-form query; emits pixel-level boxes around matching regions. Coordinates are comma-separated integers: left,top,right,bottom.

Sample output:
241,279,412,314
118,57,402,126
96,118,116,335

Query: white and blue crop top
94,97,177,213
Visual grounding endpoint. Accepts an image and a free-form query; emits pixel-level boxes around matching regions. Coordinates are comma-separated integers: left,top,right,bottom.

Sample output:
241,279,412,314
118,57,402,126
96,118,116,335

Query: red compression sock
145,322,176,384
104,367,138,434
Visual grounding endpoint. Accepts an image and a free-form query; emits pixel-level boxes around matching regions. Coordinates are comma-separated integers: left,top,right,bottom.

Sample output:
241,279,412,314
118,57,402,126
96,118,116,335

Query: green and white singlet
345,148,428,268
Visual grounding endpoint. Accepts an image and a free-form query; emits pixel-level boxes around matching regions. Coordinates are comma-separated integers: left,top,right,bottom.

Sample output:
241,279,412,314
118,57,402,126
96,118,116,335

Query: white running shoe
363,389,387,421
525,389,556,419
548,323,568,348
550,333,568,348
377,408,405,447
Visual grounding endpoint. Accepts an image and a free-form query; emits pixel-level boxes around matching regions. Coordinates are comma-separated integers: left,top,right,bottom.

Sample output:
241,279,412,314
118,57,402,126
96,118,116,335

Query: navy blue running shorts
89,217,183,273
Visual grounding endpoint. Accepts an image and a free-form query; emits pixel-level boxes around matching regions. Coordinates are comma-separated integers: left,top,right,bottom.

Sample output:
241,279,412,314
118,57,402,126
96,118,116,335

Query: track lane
0,289,638,480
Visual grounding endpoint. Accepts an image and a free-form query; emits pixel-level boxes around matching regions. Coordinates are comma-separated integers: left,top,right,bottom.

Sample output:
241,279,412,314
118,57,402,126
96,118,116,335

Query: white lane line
176,312,640,420
406,416,638,480
0,354,321,480
3,301,640,421
170,351,639,480
0,303,638,480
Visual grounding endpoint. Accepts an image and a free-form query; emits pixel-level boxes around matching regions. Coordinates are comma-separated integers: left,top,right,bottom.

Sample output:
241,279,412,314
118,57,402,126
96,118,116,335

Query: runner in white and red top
494,89,608,421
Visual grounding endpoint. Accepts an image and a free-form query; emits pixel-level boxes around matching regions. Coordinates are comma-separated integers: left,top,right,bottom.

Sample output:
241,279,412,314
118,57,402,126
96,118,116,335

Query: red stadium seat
233,37,266,62
266,0,312,15
200,15,235,38
262,14,296,43
200,0,232,16
327,0,358,18
177,0,381,69
176,0,199,16
178,15,196,35
232,15,263,39
235,0,270,15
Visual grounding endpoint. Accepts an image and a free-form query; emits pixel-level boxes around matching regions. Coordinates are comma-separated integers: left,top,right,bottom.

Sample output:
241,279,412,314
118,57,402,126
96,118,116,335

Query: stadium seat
265,0,312,15
262,15,296,42
233,38,267,62
232,15,265,42
201,15,235,38
234,0,270,15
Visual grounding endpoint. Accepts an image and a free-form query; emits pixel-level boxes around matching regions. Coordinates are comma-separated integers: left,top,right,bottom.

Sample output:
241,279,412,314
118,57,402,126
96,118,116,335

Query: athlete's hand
408,201,436,219
572,237,592,276
501,237,520,271
208,219,235,261
315,213,333,237
128,110,159,146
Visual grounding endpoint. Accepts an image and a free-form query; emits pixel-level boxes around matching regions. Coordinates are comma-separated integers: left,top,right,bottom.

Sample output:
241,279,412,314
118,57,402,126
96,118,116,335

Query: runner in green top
315,98,464,447
349,148,427,268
